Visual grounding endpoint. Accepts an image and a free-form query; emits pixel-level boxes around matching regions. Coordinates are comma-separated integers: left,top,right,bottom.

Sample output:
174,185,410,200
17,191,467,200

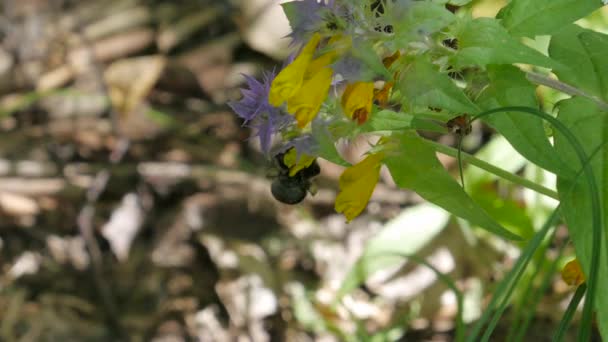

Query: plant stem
427,140,560,200
525,72,608,112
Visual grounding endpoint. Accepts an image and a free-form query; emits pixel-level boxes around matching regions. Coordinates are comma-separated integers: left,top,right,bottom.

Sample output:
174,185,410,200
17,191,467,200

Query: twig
525,71,608,112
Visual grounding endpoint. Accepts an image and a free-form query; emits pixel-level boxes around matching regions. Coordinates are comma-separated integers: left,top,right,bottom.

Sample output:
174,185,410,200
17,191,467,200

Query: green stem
426,140,559,200
525,72,608,112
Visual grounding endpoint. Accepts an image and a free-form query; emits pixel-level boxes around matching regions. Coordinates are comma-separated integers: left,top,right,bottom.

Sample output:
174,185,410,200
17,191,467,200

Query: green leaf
465,135,527,184
499,0,601,37
556,38,608,337
338,202,450,296
390,1,455,48
451,18,559,69
549,24,604,99
448,0,473,5
384,132,522,240
476,65,575,178
350,39,392,80
554,96,608,340
410,117,447,133
398,58,479,114
579,31,608,101
470,184,535,239
313,120,350,167
359,109,414,133
464,136,534,238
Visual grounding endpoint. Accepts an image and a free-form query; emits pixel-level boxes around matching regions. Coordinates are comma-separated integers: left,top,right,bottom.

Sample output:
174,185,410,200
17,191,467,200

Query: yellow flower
341,82,375,125
269,33,321,107
283,148,316,176
335,153,384,221
269,33,350,128
287,67,333,128
561,258,585,286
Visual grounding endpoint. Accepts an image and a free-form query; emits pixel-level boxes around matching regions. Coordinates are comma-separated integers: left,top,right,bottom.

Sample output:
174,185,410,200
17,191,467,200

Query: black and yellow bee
269,151,320,205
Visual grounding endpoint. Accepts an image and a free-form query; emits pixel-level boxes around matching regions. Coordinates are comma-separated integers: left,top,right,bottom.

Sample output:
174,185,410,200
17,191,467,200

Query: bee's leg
307,180,318,196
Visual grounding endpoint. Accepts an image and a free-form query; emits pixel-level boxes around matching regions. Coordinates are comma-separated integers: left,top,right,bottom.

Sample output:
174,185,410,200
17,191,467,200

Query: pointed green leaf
579,31,608,101
452,18,559,69
476,65,575,178
350,39,392,80
549,25,603,99
554,30,608,339
384,132,522,240
390,1,455,48
358,109,414,133
313,120,350,167
500,0,601,37
464,136,534,238
554,96,608,340
398,58,479,114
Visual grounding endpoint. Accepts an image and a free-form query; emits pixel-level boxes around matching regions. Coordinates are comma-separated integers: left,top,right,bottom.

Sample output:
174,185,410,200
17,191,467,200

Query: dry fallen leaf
104,55,166,116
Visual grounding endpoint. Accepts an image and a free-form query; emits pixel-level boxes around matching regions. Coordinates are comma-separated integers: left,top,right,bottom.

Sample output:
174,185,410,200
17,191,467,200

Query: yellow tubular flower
287,67,333,128
561,258,585,286
341,82,375,125
269,33,322,106
283,148,316,176
335,153,384,221
305,52,335,77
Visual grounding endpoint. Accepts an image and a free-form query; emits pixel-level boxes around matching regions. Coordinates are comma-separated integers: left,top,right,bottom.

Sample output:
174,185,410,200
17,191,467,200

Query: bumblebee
269,151,320,205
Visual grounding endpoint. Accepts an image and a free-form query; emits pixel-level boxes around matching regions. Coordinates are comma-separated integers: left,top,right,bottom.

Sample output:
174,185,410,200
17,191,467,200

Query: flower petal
562,258,585,286
229,71,276,123
341,82,374,124
269,33,321,107
287,66,333,128
335,153,383,221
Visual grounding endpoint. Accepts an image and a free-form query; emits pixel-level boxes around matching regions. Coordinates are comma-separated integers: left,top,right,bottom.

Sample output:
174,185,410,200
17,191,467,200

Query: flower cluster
229,0,408,221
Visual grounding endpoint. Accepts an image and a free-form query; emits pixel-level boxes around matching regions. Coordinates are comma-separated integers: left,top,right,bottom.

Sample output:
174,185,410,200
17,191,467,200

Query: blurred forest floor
0,0,591,341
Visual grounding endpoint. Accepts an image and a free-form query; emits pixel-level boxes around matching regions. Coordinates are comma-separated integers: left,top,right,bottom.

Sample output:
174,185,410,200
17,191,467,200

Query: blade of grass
465,207,559,342
553,284,587,342
512,141,607,342
472,106,602,342
507,226,561,341
513,239,568,342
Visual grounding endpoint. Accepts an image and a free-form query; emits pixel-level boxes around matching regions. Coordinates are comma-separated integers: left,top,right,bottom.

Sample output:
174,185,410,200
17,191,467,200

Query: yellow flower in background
341,81,375,125
283,148,316,176
335,153,384,221
561,258,585,286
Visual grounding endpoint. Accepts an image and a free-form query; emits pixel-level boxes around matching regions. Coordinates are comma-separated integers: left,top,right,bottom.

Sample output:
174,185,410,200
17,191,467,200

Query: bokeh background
0,0,606,341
